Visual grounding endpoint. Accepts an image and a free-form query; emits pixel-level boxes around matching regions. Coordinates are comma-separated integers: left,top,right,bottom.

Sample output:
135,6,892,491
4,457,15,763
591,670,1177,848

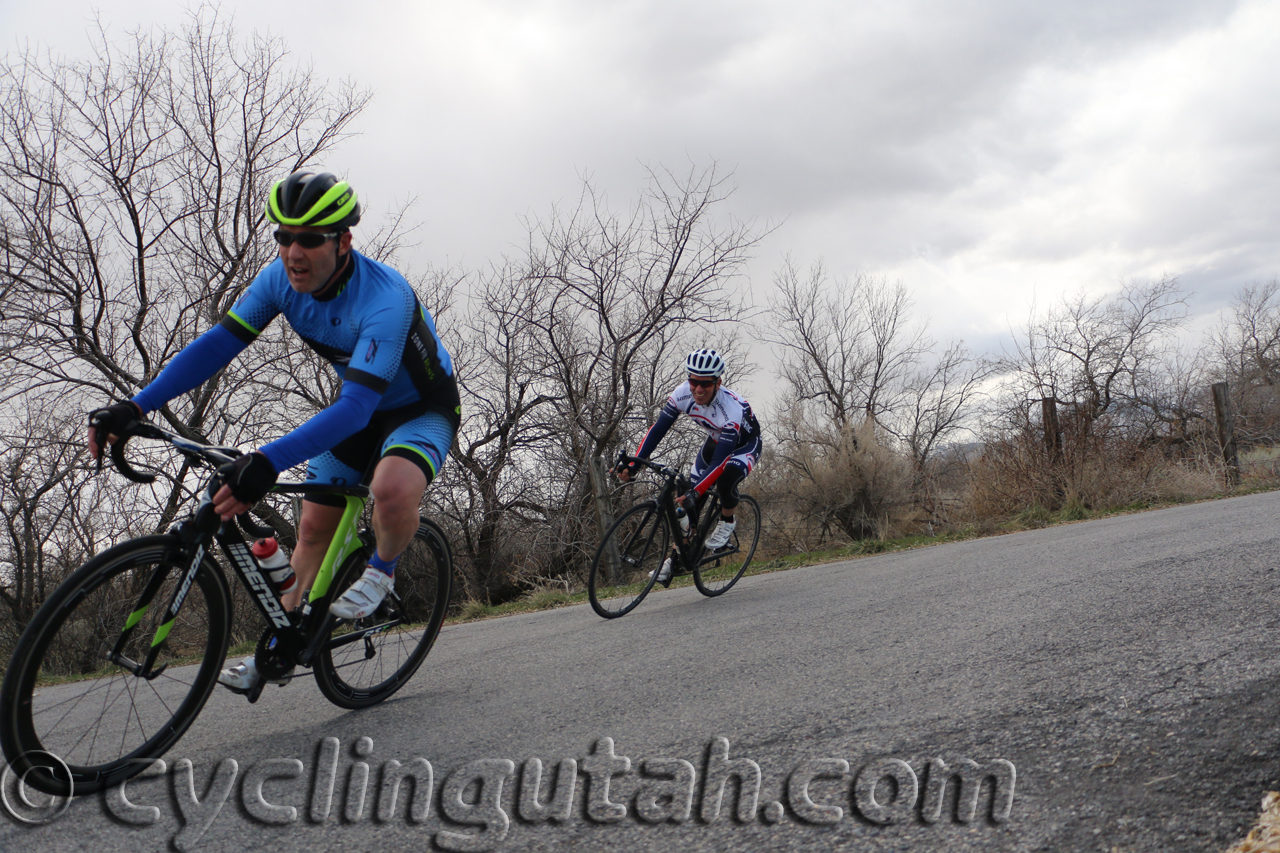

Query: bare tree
0,405,95,658
764,258,980,535
892,342,995,523
896,342,992,469
440,266,560,601
1206,280,1280,447
976,277,1193,512
766,258,929,430
500,165,762,573
0,7,372,535
1000,277,1188,437
0,7,394,636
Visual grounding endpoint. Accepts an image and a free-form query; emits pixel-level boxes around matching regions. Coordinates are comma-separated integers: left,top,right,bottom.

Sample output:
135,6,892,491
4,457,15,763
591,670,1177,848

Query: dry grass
1227,792,1280,853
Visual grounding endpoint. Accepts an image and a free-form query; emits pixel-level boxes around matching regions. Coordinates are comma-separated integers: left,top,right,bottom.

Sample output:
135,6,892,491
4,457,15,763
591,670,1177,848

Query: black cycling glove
615,457,639,477
88,401,143,455
217,452,278,505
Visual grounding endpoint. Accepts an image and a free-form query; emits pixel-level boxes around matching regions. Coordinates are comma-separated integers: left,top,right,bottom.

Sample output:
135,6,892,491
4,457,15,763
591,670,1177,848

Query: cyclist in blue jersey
86,170,460,693
616,349,762,586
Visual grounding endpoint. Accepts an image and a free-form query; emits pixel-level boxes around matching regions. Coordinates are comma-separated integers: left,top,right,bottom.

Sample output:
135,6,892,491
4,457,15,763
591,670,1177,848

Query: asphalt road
5,490,1280,852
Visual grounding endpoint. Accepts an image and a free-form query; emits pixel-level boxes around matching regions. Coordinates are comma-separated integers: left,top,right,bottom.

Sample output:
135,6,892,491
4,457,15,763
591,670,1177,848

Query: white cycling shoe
218,656,293,691
330,567,395,620
650,557,674,588
705,518,736,550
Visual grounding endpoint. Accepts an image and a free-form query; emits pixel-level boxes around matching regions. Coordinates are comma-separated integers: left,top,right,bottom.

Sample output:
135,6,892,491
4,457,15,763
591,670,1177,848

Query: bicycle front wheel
694,495,760,597
0,535,231,796
313,518,453,709
588,501,670,619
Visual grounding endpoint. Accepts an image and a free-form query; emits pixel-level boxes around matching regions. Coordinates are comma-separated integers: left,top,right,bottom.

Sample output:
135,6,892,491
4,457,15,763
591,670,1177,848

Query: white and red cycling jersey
633,381,762,496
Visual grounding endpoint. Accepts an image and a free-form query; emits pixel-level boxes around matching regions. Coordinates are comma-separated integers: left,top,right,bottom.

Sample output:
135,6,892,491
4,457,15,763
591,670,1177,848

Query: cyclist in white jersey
617,349,762,585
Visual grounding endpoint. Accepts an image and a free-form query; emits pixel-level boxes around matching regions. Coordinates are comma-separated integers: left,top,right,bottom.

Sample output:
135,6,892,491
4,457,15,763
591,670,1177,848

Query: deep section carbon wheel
313,518,453,709
0,535,231,796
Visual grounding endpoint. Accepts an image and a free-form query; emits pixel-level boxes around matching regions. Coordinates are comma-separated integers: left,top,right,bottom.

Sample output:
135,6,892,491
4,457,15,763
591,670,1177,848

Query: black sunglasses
688,376,717,388
273,229,342,249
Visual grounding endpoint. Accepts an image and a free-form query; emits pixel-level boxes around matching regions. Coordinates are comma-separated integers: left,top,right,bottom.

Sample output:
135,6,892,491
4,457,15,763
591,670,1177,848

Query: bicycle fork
108,493,223,680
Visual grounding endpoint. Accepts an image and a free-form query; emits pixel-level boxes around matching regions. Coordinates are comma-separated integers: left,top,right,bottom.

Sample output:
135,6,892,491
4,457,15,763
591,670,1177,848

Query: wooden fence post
1211,381,1240,487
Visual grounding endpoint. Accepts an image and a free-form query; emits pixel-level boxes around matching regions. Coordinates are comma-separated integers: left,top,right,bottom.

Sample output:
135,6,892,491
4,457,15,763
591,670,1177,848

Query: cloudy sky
4,0,1278,400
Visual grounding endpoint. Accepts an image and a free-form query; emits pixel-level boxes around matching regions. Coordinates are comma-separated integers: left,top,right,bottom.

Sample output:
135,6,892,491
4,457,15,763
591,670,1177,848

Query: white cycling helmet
685,348,725,378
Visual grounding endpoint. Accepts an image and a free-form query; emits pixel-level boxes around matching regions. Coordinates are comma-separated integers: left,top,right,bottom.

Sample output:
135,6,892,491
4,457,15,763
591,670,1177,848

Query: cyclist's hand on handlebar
676,488,698,509
213,451,277,520
615,455,639,482
87,401,143,461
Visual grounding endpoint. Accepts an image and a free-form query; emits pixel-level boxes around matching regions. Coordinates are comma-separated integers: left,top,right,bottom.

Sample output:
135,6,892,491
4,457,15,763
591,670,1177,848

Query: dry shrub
964,406,1225,519
766,414,913,548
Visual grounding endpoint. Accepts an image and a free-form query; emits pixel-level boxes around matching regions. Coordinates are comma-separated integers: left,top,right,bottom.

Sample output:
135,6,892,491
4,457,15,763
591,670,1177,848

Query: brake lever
237,510,277,540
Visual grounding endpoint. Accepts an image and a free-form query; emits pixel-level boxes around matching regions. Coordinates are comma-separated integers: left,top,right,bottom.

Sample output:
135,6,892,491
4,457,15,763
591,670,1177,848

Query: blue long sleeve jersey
131,251,456,474
633,381,762,495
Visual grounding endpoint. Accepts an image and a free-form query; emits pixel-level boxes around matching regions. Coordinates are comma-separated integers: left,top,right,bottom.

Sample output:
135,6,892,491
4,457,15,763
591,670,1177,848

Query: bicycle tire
0,535,231,796
313,518,453,709
588,501,670,619
693,494,760,597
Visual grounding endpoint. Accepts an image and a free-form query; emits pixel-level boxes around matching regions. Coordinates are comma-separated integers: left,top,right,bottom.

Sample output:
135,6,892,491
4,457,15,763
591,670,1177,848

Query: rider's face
689,376,719,405
277,225,352,293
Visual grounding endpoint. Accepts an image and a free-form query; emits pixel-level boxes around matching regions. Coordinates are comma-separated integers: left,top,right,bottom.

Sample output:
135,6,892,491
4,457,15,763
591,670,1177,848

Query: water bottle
675,505,690,538
252,537,296,594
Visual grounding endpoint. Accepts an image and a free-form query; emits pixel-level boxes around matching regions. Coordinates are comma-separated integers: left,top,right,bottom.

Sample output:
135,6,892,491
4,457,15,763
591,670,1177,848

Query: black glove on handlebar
217,452,278,505
88,401,143,455
615,457,639,477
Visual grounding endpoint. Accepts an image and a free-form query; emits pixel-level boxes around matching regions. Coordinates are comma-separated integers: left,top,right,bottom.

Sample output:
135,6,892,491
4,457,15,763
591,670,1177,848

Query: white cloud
3,0,1276,404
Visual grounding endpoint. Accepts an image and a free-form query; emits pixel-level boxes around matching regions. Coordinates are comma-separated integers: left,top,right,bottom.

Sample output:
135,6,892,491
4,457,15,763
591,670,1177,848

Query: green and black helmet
265,170,361,229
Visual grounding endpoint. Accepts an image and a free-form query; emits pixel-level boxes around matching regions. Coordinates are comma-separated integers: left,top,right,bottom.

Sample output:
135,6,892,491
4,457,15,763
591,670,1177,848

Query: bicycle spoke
589,502,668,618
314,520,451,709
693,495,760,597
0,536,229,796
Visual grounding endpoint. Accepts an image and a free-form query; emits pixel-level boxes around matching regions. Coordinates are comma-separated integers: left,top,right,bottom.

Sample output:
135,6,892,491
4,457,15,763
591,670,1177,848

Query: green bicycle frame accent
151,619,175,647
124,606,149,631
307,494,369,602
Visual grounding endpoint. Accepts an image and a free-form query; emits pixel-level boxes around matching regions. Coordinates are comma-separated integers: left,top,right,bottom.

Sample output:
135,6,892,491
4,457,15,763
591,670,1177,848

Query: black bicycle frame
214,482,383,669
619,453,713,573
98,422,406,678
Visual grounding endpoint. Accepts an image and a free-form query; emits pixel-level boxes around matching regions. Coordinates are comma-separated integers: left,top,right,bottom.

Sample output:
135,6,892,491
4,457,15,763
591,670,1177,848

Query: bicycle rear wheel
588,501,670,619
0,535,231,796
313,518,453,709
693,495,760,597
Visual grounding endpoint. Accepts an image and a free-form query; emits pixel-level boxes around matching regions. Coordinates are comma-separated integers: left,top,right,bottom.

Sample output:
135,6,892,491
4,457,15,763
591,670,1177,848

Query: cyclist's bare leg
282,457,426,611
283,501,343,612
369,455,428,560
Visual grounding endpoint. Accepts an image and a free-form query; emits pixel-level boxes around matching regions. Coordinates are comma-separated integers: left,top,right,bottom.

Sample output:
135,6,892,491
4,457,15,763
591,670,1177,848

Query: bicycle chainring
254,628,297,680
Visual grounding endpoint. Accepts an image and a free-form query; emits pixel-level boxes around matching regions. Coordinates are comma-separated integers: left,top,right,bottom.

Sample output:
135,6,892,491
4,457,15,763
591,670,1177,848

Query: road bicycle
587,453,760,619
0,422,452,797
